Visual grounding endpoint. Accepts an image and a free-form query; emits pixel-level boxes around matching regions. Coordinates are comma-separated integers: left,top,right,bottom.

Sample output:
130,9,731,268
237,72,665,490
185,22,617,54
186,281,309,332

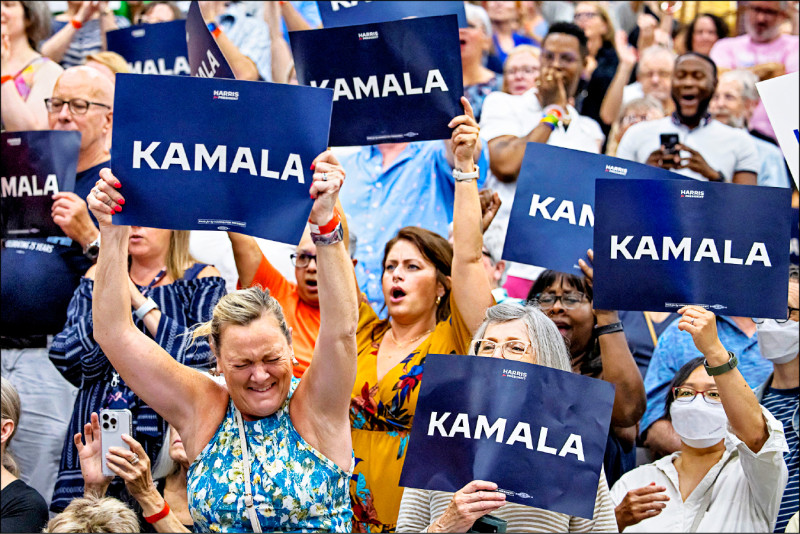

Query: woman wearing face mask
610,305,789,532
753,270,799,533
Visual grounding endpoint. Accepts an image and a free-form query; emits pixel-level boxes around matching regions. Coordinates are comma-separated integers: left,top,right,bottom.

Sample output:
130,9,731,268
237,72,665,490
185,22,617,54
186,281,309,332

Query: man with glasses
0,65,113,507
480,22,605,299
225,223,356,378
710,0,799,141
753,269,799,532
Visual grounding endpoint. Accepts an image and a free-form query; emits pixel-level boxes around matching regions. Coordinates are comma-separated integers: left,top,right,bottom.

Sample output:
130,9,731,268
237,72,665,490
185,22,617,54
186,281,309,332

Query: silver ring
129,453,139,465
321,172,328,181
92,188,101,198
691,318,695,325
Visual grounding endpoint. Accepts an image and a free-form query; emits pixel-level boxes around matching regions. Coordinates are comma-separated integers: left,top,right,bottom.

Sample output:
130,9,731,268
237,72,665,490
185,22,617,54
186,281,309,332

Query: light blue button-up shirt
339,141,487,315
640,315,773,434
218,2,272,81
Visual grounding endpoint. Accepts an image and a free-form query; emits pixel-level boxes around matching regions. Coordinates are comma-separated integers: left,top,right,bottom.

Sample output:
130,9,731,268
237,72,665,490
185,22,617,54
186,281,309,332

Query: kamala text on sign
106,20,189,75
186,0,234,79
1,131,80,238
400,354,614,519
592,178,791,319
502,144,685,274
110,74,332,244
318,1,467,28
290,15,463,146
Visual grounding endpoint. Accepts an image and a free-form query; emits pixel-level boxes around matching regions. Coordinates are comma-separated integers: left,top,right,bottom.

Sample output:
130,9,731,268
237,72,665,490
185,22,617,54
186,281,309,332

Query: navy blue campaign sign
399,354,615,519
186,1,234,78
318,1,467,29
1,131,80,239
502,143,687,274
593,179,792,319
290,15,462,146
107,21,189,75
110,73,333,244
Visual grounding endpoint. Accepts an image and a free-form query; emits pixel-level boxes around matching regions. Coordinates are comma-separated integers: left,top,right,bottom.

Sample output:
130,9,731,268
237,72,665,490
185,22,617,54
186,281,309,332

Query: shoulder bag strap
689,451,738,532
234,407,263,533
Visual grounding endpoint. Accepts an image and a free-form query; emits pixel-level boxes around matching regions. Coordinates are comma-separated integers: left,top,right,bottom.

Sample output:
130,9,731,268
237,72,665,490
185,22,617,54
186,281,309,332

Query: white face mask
757,319,799,365
670,397,728,449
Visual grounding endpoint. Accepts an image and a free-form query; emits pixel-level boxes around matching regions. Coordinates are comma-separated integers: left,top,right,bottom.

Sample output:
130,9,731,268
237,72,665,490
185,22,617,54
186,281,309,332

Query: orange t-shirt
239,255,320,378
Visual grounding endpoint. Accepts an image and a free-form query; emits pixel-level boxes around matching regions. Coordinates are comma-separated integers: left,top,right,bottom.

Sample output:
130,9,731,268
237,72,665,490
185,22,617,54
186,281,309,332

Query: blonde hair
1,377,21,477
165,230,197,281
576,1,616,44
85,51,132,75
44,495,139,533
192,286,291,356
501,44,541,93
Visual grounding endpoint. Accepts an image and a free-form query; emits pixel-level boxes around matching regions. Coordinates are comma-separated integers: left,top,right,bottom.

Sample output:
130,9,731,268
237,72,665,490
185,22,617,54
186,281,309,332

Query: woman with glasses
396,302,618,532
501,44,541,96
1,0,63,131
605,96,665,157
48,226,225,513
527,257,646,488
610,305,788,532
348,98,491,532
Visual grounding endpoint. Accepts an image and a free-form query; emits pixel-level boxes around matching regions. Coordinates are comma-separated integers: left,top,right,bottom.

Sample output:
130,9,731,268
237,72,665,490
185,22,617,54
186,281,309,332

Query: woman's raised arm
451,97,494,334
292,151,358,469
88,169,223,436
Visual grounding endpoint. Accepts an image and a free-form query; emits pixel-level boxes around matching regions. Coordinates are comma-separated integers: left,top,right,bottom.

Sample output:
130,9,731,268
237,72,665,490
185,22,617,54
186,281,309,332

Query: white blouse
610,406,788,532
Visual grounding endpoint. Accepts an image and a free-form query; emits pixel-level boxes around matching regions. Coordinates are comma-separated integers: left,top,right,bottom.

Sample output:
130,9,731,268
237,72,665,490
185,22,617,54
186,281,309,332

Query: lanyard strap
643,312,659,348
139,268,167,297
689,451,737,532
234,407,262,533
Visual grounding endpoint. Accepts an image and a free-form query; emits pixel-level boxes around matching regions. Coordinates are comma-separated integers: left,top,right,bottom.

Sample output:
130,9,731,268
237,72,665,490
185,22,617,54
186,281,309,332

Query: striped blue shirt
49,17,131,68
48,266,226,512
762,386,799,532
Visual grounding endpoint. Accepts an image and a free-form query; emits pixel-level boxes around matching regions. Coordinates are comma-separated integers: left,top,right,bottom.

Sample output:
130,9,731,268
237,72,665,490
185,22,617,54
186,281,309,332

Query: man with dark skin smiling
616,53,759,185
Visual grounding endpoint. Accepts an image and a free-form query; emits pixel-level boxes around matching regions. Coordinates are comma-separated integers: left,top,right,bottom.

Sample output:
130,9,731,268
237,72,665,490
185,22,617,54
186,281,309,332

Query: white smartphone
100,408,133,477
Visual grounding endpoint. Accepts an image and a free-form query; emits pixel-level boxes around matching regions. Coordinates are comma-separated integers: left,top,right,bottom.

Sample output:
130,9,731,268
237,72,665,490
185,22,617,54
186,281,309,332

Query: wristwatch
453,164,480,182
134,297,160,321
704,351,738,376
83,234,101,261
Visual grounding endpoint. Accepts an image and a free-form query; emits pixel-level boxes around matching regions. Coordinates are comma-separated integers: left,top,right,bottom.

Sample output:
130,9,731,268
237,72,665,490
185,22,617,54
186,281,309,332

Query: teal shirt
187,378,353,532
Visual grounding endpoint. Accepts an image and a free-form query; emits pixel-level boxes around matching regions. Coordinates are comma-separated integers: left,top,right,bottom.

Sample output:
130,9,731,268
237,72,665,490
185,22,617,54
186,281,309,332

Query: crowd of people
1,1,798,533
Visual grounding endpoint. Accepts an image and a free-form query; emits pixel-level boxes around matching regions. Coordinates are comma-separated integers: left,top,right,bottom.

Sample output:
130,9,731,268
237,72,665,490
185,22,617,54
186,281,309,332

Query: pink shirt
710,33,799,139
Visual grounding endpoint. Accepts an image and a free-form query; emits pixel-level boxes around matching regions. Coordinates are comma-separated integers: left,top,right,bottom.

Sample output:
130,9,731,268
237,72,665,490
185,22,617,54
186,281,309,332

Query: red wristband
309,208,340,235
144,500,170,524
70,18,83,29
211,26,222,38
1,75,13,85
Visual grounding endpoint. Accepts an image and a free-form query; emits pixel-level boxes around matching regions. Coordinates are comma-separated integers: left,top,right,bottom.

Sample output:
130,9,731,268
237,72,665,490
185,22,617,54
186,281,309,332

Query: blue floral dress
187,378,354,532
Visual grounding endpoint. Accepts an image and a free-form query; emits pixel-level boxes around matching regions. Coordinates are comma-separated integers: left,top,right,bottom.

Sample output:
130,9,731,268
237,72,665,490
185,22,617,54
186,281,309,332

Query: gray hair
151,426,178,481
719,69,760,101
472,303,572,372
639,45,677,69
465,3,492,37
618,95,665,122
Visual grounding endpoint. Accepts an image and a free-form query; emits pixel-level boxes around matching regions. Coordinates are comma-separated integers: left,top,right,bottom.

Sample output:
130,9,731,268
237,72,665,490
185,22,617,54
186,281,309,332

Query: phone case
100,408,133,477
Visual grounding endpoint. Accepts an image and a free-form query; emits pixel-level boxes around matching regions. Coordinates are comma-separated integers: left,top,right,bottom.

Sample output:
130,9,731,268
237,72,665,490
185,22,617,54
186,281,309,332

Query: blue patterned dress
187,378,354,532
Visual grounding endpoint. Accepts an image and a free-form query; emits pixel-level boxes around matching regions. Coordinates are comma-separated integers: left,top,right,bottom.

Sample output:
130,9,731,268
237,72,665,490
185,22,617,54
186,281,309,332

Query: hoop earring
436,296,442,306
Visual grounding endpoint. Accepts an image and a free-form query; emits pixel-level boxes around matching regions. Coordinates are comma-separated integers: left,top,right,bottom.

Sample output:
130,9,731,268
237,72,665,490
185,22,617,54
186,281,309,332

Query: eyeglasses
574,11,599,21
542,50,580,66
470,339,532,360
44,98,111,115
672,386,722,404
532,292,586,310
753,307,799,324
621,114,651,126
507,66,540,76
748,5,782,18
639,69,672,79
290,252,316,268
